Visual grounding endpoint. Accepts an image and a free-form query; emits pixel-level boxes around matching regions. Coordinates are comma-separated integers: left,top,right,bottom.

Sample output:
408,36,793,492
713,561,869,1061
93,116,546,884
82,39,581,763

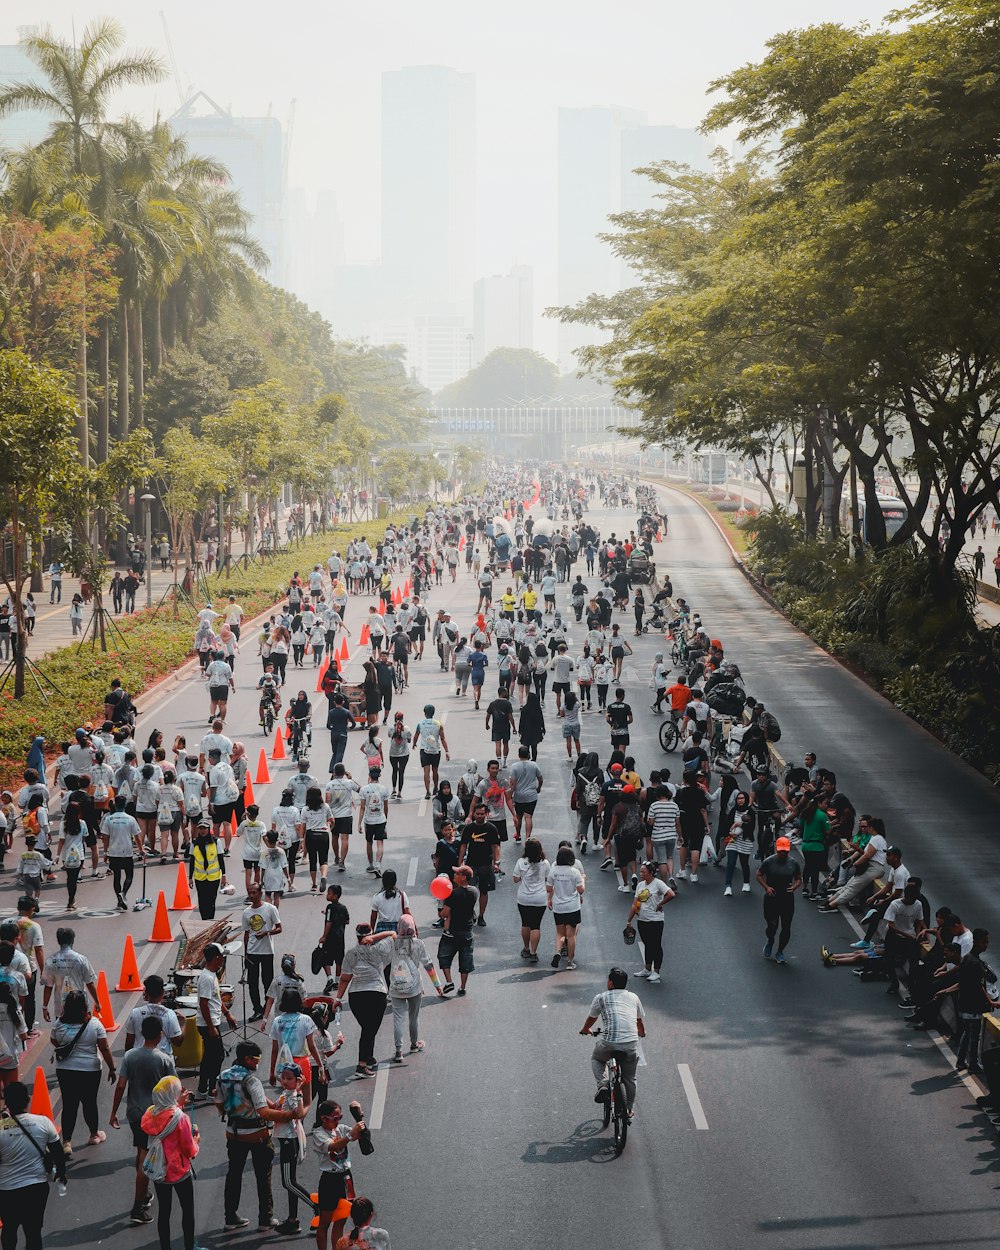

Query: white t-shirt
325,778,359,820
634,877,671,922
866,833,888,869
0,1112,59,1189
415,718,442,754
360,783,389,827
243,903,280,956
199,732,233,762
884,898,923,938
197,969,223,1025
126,1002,183,1056
269,1011,317,1058
588,989,645,1044
514,858,550,906
271,805,300,847
548,864,584,913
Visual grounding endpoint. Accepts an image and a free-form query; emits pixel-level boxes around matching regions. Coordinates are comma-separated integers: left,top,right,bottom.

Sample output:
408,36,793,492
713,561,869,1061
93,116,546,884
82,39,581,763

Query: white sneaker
617,883,631,893
678,868,690,881
741,883,751,893
689,874,699,883
724,886,733,897
648,972,662,984
634,969,651,978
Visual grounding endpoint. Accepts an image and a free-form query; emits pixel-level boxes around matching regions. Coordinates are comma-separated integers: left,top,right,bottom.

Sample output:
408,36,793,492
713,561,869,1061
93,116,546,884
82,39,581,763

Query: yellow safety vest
192,840,222,882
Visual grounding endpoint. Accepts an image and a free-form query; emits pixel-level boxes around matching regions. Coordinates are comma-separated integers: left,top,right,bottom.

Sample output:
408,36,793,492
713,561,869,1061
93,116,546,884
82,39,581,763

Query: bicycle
670,632,690,668
290,716,312,761
658,713,680,753
261,697,276,737
392,659,406,692
591,1029,629,1155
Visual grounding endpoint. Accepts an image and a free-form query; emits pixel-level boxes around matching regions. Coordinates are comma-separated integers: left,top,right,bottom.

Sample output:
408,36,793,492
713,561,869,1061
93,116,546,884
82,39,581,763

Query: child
274,1062,311,1237
307,1001,345,1105
313,1101,367,1250
0,791,14,871
53,744,74,794
16,835,50,905
23,795,54,882
593,653,612,711
320,885,350,984
237,803,266,895
260,829,290,907
359,728,382,773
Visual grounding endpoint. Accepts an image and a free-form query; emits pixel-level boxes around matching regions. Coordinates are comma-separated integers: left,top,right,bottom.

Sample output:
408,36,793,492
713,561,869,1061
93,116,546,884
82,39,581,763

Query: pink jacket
140,1106,199,1183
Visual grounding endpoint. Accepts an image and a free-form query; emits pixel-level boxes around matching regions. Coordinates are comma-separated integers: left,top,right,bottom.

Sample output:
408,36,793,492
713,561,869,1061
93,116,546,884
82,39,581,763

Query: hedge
0,513,408,789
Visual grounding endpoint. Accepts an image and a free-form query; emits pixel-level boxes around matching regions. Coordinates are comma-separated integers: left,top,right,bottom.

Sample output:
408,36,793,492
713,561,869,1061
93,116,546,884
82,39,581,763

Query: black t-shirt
607,702,632,735
676,783,708,836
460,820,501,868
323,900,350,938
326,706,354,735
758,854,801,893
682,745,709,771
434,837,460,875
445,884,479,931
486,699,514,733
391,635,409,661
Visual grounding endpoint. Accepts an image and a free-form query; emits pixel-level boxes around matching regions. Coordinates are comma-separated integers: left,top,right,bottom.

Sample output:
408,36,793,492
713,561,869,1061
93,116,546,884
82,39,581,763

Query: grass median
0,513,408,789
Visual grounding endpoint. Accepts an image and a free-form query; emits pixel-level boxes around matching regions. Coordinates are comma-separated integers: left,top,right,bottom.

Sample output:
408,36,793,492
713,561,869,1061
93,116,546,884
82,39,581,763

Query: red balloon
429,874,453,901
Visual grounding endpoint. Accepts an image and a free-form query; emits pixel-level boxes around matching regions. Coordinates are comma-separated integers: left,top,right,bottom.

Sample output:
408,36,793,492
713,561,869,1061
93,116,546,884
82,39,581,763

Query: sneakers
689,874,699,883
668,876,678,891
319,876,327,890
763,943,773,959
741,884,751,893
258,1218,280,1231
129,1209,154,1225
390,789,397,799
617,884,631,893
677,868,690,881
774,951,786,965
724,886,733,897
629,873,638,889
851,940,874,950
551,953,561,968
566,960,577,970
594,1086,611,1104
580,840,588,854
476,916,486,927
366,864,376,874
431,918,444,928
323,977,336,995
648,972,662,983
224,1216,250,1230
821,946,834,966
600,857,613,870
634,969,651,978
275,1219,301,1235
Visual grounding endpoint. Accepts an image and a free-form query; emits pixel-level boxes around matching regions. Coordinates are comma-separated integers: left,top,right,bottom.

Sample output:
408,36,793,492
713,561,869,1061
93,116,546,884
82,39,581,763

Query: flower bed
0,514,407,789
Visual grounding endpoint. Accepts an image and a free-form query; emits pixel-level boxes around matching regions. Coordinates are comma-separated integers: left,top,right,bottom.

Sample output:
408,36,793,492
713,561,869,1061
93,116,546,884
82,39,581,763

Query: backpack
23,809,40,837
583,777,602,808
141,1108,182,1182
621,803,643,840
217,1069,262,1128
760,711,782,742
389,952,418,994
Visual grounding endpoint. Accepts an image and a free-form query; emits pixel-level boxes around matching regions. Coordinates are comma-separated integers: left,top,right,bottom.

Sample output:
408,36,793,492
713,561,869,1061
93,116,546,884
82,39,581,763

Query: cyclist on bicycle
389,624,411,689
257,666,281,726
579,967,645,1116
284,690,313,758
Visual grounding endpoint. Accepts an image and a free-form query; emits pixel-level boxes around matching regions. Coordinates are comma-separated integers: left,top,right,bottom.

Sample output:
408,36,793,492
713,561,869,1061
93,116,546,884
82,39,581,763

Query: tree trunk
129,302,145,427
162,289,176,351
149,299,162,377
97,318,110,463
75,323,89,467
116,292,130,439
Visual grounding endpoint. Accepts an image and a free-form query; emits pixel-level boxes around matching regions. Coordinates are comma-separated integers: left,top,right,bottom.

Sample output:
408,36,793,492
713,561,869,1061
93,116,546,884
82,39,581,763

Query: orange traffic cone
150,891,173,943
340,637,350,661
393,586,402,606
459,535,465,550
285,723,292,740
231,811,239,837
378,599,385,616
360,622,370,645
244,774,256,807
116,934,142,992
404,579,412,597
29,1067,55,1120
315,665,325,693
271,726,286,760
94,969,118,1030
255,749,272,784
170,862,194,911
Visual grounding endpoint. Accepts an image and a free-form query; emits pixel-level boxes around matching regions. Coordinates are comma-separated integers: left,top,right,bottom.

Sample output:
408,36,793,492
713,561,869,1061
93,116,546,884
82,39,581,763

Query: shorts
317,1171,350,1217
212,801,236,824
323,936,346,967
651,838,676,864
562,723,580,740
438,931,475,974
332,817,352,836
553,910,582,928
544,594,555,605
611,647,625,660
513,800,537,816
420,750,441,769
490,729,511,744
209,685,229,702
611,733,630,747
471,865,496,893
409,627,426,642
243,858,261,870
552,682,570,695
364,823,387,842
517,903,546,928
491,819,509,844
129,1118,148,1149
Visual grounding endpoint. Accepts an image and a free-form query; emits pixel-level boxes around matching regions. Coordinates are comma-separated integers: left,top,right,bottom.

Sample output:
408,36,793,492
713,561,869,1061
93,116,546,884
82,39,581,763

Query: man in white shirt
204,653,235,725
199,720,233,770
195,943,236,1099
41,927,99,1022
578,967,646,1113
101,796,144,911
224,596,245,640
359,767,391,876
242,885,282,1022
326,765,359,873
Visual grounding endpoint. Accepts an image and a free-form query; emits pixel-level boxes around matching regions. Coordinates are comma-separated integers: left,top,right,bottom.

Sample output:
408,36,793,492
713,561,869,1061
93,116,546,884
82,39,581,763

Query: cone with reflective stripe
170,862,194,911
271,726,286,760
94,969,118,1030
115,934,141,992
255,749,272,784
150,891,173,943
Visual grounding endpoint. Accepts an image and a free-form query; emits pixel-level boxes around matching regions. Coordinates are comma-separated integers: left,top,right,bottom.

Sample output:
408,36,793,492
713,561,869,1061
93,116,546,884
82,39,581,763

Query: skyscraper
0,30,51,150
619,124,715,214
556,105,644,369
381,66,476,316
473,265,533,364
171,92,286,285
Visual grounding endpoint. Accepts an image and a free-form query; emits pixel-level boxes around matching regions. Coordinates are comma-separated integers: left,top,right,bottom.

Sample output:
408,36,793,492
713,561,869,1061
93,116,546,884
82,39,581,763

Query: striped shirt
647,799,679,842
588,990,645,1044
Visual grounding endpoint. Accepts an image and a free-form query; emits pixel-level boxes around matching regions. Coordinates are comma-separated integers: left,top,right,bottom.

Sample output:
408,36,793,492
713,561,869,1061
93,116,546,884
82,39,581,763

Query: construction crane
160,11,192,109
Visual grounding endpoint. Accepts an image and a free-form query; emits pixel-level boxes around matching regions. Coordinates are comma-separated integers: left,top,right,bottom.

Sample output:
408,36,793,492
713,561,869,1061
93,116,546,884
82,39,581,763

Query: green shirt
800,808,830,853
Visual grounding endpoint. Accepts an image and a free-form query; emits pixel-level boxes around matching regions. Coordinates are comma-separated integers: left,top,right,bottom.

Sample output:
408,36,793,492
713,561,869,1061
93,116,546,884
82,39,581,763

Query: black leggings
279,1138,315,1221
306,832,330,872
349,990,387,1068
57,1067,101,1140
154,1175,195,1250
110,855,134,899
292,644,305,665
578,805,599,841
637,920,664,971
246,953,274,1014
763,894,795,952
195,877,220,920
802,849,827,894
0,1180,48,1250
390,756,409,791
533,672,547,700
66,866,82,907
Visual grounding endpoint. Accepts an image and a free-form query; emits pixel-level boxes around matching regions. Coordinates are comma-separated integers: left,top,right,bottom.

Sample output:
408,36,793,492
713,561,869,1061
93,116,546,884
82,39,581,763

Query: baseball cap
609,763,623,773
622,784,635,794
775,836,791,851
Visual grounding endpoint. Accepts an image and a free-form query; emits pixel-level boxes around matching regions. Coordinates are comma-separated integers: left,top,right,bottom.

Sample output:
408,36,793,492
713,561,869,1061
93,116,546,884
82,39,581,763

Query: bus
857,494,908,543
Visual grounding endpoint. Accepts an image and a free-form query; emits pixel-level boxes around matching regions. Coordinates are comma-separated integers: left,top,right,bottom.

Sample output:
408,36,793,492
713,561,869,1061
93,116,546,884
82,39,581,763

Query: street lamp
140,494,156,609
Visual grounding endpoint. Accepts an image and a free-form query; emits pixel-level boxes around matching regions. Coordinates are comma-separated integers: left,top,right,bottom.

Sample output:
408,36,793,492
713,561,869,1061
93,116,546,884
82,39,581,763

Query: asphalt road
20,486,1000,1250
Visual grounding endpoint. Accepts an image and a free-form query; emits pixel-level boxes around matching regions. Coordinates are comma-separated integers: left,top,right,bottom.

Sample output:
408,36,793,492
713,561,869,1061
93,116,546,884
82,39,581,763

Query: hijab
151,1074,183,1111
230,741,246,764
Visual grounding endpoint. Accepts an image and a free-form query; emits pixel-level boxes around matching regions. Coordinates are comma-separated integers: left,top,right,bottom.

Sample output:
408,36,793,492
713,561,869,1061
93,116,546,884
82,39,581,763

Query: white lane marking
677,1063,709,1130
369,1061,389,1131
406,856,418,888
418,799,427,819
440,711,449,727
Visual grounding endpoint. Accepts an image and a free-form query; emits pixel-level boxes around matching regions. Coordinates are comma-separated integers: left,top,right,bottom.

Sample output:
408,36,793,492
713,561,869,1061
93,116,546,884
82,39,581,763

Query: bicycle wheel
670,642,680,666
658,719,679,753
263,708,274,736
601,1090,612,1129
612,1079,629,1155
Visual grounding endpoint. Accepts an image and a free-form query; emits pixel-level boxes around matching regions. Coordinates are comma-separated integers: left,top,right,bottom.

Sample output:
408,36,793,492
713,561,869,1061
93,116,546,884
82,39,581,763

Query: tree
434,348,559,408
0,350,77,694
155,428,228,607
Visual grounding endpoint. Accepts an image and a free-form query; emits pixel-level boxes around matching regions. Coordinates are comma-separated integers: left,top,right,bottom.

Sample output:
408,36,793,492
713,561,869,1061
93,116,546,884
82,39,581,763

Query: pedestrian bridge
428,403,640,454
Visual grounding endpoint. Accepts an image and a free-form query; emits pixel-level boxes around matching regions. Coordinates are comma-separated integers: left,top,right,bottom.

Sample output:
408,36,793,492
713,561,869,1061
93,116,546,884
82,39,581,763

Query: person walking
0,1080,66,1250
723,791,756,896
50,990,116,1154
332,926,393,1077
547,843,586,970
195,944,236,1102
140,1075,205,1250
109,1015,176,1226
188,821,224,920
625,861,676,984
242,884,282,1024
368,916,443,1062
517,693,545,763
756,836,802,964
513,838,550,963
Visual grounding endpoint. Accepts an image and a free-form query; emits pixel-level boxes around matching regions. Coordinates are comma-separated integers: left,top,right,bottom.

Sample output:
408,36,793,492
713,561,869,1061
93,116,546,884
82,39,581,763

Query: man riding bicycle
257,666,282,726
579,966,646,1116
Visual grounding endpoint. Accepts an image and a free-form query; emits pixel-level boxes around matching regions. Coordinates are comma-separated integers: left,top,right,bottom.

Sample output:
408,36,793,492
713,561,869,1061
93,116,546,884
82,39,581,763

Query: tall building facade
619,124,715,213
0,30,51,150
473,264,533,364
381,65,476,317
171,92,286,285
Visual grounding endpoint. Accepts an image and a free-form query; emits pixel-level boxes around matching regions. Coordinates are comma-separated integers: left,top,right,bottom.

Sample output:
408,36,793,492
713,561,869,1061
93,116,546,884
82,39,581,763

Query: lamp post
140,493,156,610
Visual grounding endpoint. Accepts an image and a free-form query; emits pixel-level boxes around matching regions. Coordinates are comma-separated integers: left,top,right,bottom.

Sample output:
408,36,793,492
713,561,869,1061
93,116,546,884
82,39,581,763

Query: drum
220,985,235,1010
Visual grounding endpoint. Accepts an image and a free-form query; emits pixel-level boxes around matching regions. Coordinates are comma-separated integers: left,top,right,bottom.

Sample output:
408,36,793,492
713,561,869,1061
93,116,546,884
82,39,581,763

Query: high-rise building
171,92,286,285
0,30,51,150
473,264,533,364
619,124,715,213
286,187,345,319
367,313,471,394
381,66,476,317
556,105,644,369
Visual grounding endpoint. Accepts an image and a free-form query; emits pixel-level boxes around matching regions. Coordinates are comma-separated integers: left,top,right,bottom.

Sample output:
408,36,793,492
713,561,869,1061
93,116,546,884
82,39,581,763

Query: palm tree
0,19,163,463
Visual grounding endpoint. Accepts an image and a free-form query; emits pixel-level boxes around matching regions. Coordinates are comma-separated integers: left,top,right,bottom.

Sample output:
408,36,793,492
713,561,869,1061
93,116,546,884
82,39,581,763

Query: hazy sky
8,2,887,350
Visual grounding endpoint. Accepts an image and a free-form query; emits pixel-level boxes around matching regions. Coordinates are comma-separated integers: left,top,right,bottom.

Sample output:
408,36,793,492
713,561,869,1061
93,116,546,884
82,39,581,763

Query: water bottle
56,1179,67,1198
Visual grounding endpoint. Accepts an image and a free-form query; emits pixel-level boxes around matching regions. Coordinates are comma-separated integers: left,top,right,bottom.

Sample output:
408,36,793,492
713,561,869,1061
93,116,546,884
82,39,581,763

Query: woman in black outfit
518,692,545,761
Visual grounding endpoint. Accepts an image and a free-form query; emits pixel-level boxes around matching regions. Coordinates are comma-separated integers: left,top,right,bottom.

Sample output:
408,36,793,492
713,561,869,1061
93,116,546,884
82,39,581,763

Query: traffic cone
244,774,256,807
393,586,402,606
340,637,350,661
231,811,239,838
29,1067,55,1120
271,726,286,760
316,665,325,693
360,622,370,645
285,723,292,741
94,970,118,1030
404,579,412,596
115,934,142,992
170,862,194,911
378,599,385,616
255,749,272,784
150,891,173,943
459,534,465,550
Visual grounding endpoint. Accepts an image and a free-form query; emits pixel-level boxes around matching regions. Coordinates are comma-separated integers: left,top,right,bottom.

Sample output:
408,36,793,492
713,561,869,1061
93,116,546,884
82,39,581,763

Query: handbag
310,944,326,976
623,925,637,946
7,1109,64,1183
53,1017,91,1064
